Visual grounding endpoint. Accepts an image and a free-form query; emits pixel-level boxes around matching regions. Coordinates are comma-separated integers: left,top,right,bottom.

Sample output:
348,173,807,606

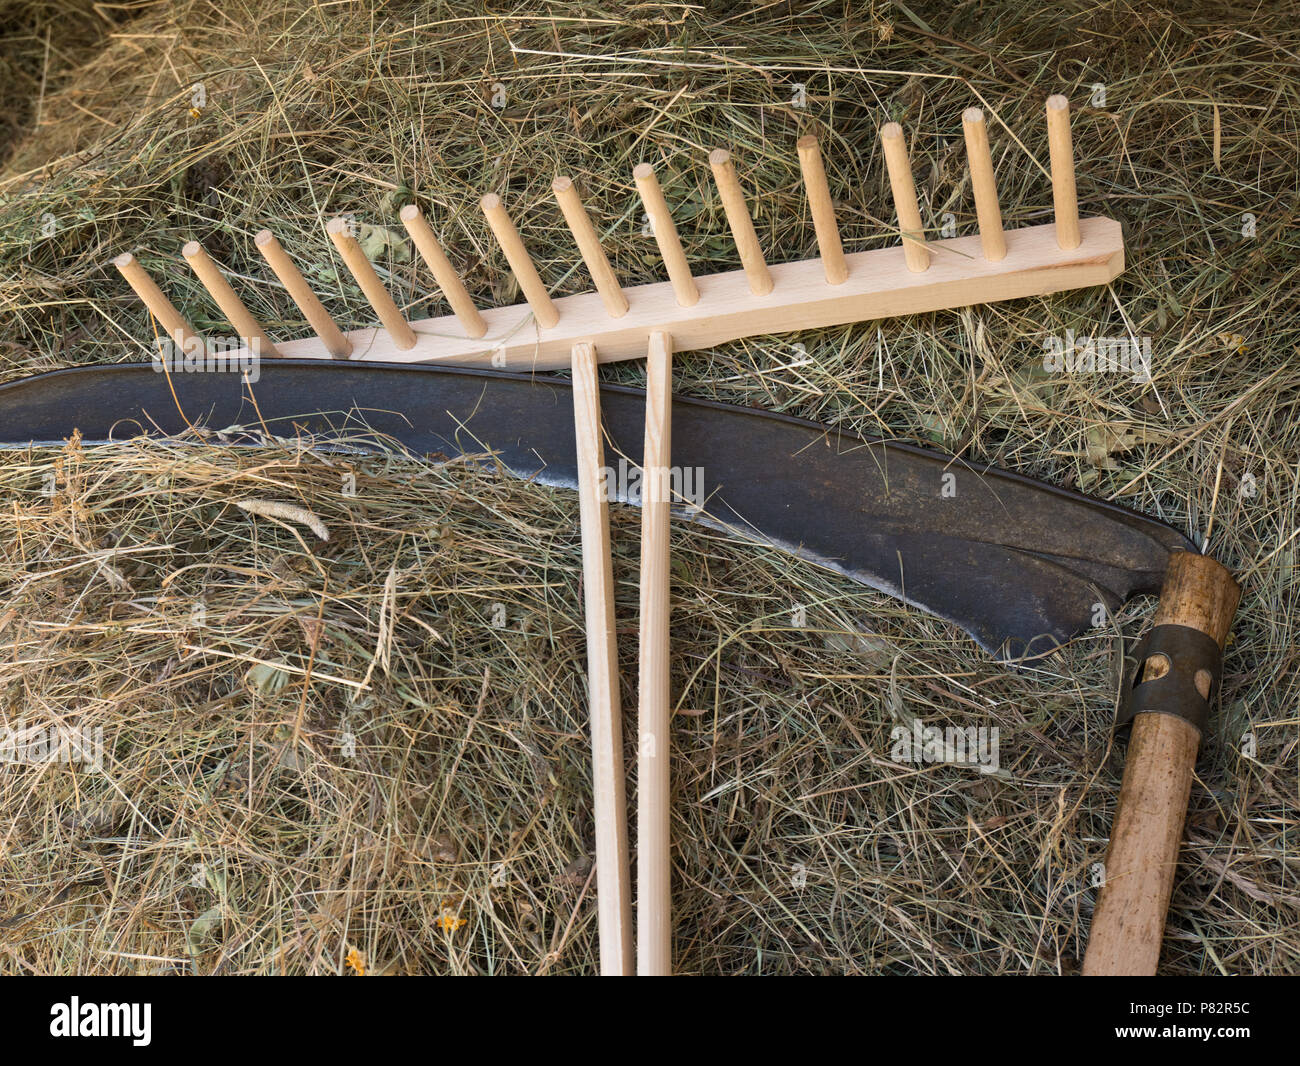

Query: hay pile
0,0,1296,974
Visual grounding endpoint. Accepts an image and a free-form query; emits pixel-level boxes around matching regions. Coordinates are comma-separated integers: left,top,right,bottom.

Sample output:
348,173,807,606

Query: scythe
0,358,1239,975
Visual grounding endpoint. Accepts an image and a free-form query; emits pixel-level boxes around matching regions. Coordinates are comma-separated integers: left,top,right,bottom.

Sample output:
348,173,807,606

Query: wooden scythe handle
1082,552,1240,976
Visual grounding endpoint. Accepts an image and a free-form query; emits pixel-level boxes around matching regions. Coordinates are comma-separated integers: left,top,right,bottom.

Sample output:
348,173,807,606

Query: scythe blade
0,360,1194,659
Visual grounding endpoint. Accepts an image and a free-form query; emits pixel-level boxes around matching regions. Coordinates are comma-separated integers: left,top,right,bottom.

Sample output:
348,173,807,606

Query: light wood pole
553,177,629,319
326,217,417,350
254,229,353,358
570,341,634,975
633,163,700,309
481,193,560,329
1046,95,1081,251
399,205,488,338
796,135,848,284
636,330,674,976
880,122,931,273
182,241,280,356
708,149,773,296
961,108,1007,262
112,252,201,352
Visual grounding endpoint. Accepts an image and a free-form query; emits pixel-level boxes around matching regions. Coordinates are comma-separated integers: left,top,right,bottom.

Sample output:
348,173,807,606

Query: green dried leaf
186,905,224,955
357,222,410,263
246,661,291,695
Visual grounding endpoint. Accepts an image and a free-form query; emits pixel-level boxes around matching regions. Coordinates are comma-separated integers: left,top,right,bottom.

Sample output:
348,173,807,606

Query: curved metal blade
0,360,1195,659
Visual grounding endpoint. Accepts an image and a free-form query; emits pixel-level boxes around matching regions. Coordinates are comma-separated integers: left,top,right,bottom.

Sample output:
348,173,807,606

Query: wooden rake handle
637,331,673,976
1082,551,1240,975
570,341,634,975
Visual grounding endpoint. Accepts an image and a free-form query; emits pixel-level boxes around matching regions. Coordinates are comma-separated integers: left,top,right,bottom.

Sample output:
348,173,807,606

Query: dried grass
0,0,1296,974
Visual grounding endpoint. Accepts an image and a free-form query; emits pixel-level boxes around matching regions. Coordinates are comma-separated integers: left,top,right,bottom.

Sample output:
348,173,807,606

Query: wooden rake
113,96,1123,977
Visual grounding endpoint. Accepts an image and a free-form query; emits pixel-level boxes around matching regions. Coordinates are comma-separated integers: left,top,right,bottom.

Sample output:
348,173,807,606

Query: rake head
113,95,1121,373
